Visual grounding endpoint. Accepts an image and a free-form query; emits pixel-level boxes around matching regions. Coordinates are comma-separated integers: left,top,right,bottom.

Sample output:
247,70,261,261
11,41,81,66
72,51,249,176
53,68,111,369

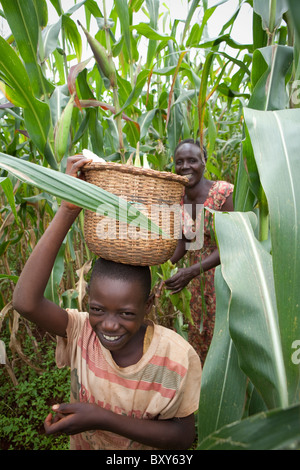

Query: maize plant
0,0,299,450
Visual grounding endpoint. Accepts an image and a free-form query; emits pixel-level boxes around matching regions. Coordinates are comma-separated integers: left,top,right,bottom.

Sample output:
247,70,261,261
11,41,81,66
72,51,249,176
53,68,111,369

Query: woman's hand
61,155,92,213
164,266,198,294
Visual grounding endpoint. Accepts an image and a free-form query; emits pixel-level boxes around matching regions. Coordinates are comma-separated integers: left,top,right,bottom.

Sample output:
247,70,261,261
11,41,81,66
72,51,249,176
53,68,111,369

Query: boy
13,156,201,450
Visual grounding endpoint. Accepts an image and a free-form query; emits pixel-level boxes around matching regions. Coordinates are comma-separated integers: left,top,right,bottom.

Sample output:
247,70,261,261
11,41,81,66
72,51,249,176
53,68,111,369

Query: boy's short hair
89,258,151,301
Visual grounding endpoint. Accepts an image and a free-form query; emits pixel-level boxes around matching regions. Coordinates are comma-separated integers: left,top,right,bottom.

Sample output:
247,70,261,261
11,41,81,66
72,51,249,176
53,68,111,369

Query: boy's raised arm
13,156,90,337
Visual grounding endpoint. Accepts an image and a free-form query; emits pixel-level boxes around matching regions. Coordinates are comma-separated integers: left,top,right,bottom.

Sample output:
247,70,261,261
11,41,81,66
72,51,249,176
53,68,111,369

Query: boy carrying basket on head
13,156,202,451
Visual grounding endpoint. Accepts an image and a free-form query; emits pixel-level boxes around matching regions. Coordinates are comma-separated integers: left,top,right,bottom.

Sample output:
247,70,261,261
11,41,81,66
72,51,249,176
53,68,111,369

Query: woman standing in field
165,139,234,365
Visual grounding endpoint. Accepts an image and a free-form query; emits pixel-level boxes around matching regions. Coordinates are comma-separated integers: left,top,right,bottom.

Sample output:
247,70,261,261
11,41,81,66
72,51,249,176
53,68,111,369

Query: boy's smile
88,277,152,366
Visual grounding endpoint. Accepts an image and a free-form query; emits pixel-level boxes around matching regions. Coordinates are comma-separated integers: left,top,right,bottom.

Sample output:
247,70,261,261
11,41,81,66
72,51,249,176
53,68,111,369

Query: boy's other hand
66,154,92,179
44,402,103,436
61,155,92,213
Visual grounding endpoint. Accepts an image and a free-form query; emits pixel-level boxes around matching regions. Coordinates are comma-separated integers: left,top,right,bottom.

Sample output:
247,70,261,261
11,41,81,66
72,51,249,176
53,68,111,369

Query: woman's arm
13,156,89,337
165,190,234,294
170,238,187,264
44,402,196,450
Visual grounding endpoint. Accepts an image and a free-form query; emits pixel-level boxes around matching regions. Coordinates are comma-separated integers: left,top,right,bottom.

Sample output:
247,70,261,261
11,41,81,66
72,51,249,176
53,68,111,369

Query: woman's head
174,139,207,186
174,139,207,163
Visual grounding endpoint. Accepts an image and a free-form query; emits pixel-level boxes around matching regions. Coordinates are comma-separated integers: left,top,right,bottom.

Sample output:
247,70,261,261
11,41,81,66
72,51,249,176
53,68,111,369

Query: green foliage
0,330,70,450
151,260,192,339
197,0,300,450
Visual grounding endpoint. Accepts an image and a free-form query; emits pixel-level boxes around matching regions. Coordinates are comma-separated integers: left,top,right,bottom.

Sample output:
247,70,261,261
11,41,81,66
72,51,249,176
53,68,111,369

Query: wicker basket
82,162,188,266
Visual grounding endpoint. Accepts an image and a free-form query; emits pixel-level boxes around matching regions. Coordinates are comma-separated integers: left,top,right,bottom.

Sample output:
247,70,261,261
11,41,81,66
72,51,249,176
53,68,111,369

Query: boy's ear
146,292,155,313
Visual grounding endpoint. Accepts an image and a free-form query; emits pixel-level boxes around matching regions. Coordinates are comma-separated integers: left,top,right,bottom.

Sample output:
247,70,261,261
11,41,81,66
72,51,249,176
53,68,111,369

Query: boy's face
88,276,152,355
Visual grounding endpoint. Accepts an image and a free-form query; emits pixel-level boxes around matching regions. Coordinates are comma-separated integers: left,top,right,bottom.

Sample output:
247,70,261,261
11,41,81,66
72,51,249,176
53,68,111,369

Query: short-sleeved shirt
56,309,202,450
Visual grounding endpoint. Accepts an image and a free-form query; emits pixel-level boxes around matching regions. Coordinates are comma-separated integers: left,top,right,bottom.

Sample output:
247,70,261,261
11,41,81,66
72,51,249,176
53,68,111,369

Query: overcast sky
48,0,253,45
0,0,253,45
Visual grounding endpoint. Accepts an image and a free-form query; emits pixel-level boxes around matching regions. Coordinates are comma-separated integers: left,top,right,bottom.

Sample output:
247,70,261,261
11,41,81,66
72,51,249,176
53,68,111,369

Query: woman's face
174,143,205,187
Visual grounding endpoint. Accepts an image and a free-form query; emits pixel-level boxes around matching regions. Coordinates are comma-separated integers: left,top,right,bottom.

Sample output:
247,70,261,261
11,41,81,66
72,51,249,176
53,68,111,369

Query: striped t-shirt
56,309,202,450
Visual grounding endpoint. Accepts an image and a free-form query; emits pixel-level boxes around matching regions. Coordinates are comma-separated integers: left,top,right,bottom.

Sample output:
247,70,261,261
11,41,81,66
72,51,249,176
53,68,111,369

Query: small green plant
0,329,70,450
151,260,193,339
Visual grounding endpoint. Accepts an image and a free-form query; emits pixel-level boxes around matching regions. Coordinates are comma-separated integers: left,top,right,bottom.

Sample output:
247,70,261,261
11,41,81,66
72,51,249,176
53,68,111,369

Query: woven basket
82,162,188,266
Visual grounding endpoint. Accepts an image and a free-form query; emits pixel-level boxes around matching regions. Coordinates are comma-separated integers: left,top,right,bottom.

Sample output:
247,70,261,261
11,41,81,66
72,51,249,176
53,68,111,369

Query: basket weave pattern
82,162,188,266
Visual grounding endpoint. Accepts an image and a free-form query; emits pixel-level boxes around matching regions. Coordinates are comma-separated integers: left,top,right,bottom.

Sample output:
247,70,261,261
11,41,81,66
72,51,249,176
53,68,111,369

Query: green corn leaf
0,274,19,283
214,210,288,410
198,52,214,148
249,45,293,111
253,0,289,33
0,154,164,236
198,403,300,450
44,242,66,304
0,176,19,225
0,36,56,168
131,23,175,41
287,0,300,44
1,0,54,98
244,107,300,404
198,267,247,442
115,0,132,63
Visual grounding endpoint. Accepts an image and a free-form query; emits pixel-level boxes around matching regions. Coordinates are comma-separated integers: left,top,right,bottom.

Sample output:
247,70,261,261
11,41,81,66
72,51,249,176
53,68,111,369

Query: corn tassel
54,93,75,162
78,21,117,88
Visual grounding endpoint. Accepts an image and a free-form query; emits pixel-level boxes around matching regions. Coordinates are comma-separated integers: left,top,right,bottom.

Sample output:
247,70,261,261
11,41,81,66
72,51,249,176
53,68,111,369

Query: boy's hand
44,403,196,449
61,155,92,213
65,154,91,179
44,403,103,435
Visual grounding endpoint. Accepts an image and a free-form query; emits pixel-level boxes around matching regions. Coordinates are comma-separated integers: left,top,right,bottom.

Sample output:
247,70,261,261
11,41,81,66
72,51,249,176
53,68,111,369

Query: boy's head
87,258,153,357
89,258,151,301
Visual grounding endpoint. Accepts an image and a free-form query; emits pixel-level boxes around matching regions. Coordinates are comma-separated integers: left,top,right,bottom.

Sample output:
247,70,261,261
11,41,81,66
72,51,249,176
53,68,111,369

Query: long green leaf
215,210,288,409
249,45,293,111
253,0,289,32
198,403,300,450
1,0,54,98
0,36,55,168
145,0,160,68
62,15,82,62
44,242,66,304
198,52,214,148
115,0,132,63
0,154,164,236
244,107,300,404
0,176,19,224
198,267,247,442
42,18,62,60
287,0,300,43
131,23,174,41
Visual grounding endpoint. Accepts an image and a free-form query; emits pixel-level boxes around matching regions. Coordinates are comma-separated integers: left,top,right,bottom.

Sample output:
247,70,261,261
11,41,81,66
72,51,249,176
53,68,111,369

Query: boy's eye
90,307,104,314
120,311,135,319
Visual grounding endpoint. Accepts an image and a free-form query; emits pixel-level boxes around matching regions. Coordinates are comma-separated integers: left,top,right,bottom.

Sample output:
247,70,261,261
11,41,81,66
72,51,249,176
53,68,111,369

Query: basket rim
82,161,189,185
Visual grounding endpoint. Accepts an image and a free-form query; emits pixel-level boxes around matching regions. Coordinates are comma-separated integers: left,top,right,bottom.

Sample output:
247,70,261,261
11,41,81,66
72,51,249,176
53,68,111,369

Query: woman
165,139,234,365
